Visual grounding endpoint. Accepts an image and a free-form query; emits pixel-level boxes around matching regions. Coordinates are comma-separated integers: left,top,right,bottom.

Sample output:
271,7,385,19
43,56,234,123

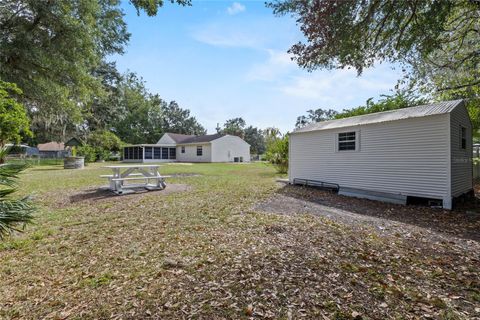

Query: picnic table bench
101,165,170,195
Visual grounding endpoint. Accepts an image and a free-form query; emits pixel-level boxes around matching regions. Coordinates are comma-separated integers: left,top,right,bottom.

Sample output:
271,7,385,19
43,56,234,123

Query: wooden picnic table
101,164,168,195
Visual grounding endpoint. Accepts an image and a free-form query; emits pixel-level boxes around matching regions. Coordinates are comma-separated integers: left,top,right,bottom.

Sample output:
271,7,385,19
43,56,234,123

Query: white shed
123,133,251,163
289,100,473,209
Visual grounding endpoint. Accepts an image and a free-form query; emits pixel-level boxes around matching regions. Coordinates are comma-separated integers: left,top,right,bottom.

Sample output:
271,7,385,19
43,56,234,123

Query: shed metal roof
293,100,463,134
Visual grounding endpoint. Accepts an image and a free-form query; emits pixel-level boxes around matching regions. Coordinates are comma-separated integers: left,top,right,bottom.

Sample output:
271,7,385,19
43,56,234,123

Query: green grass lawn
0,162,478,319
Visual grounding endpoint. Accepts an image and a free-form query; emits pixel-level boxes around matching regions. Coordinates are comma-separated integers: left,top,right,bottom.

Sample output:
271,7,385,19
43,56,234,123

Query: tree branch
397,0,418,48
437,79,480,92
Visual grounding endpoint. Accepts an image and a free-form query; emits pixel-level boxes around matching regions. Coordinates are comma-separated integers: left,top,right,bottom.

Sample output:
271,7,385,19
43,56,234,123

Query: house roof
127,133,236,148
293,100,464,134
166,133,196,143
37,142,65,151
178,133,226,144
65,137,83,147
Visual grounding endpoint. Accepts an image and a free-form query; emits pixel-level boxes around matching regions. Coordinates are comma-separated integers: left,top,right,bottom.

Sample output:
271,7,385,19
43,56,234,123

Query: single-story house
289,100,473,210
37,142,67,158
123,133,251,163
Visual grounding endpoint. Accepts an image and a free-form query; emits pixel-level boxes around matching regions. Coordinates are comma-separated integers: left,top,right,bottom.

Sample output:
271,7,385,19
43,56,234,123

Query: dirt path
254,185,480,245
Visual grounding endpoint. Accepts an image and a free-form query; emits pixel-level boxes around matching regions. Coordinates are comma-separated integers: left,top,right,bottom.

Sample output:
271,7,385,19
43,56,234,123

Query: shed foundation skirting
338,187,407,206
338,187,460,210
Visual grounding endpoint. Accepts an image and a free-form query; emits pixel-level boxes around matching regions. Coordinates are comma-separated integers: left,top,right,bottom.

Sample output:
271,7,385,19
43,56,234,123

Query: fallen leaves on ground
0,163,479,319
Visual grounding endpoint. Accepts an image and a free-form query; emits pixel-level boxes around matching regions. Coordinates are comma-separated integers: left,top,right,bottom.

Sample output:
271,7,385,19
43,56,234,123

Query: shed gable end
450,103,473,197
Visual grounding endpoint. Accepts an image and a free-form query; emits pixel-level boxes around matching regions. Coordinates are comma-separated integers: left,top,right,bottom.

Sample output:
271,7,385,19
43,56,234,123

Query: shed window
181,146,185,153
338,132,356,151
461,126,466,149
197,146,203,156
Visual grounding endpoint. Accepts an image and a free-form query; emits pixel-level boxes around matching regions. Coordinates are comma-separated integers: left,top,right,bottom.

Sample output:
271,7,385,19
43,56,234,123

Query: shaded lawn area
0,162,479,319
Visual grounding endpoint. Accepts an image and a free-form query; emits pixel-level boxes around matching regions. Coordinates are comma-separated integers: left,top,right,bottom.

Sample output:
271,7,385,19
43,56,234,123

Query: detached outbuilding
289,100,473,209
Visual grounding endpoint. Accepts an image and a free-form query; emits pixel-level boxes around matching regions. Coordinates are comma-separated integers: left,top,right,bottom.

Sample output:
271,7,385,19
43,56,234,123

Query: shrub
87,131,123,152
77,145,96,162
96,148,111,161
265,135,289,174
79,131,124,162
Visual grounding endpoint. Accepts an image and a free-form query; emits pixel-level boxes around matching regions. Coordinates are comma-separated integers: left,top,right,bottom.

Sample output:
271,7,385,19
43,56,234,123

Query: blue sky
113,1,403,133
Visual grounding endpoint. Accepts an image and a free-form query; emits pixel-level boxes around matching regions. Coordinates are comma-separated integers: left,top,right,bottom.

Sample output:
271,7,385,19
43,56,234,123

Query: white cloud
227,2,246,15
192,25,260,48
246,50,398,108
279,66,399,103
190,15,297,50
246,50,296,81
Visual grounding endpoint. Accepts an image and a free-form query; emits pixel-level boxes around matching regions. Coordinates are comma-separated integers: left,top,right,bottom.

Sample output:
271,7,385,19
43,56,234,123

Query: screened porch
123,145,177,162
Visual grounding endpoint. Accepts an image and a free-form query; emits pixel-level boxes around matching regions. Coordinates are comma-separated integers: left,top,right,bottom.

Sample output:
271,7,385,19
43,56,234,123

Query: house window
338,132,356,151
461,126,466,149
129,146,142,160
197,146,203,156
161,147,169,159
145,147,152,160
169,148,176,159
181,146,185,153
154,147,161,159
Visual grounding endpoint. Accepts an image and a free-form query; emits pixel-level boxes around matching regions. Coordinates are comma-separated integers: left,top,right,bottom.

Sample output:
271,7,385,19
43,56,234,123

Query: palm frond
0,188,16,198
0,198,35,239
0,147,9,163
0,163,29,187
0,159,34,239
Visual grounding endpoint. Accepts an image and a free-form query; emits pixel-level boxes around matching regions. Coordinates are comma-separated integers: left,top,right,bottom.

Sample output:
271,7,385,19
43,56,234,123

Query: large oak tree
0,0,190,142
269,0,480,96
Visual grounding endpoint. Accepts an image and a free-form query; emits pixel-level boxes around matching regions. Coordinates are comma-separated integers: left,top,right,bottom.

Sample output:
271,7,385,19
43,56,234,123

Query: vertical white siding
176,144,212,162
211,135,251,162
289,114,450,199
450,104,473,196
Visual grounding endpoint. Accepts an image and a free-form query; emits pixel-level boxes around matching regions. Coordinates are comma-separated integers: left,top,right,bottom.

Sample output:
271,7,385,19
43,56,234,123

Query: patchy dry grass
0,162,479,319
